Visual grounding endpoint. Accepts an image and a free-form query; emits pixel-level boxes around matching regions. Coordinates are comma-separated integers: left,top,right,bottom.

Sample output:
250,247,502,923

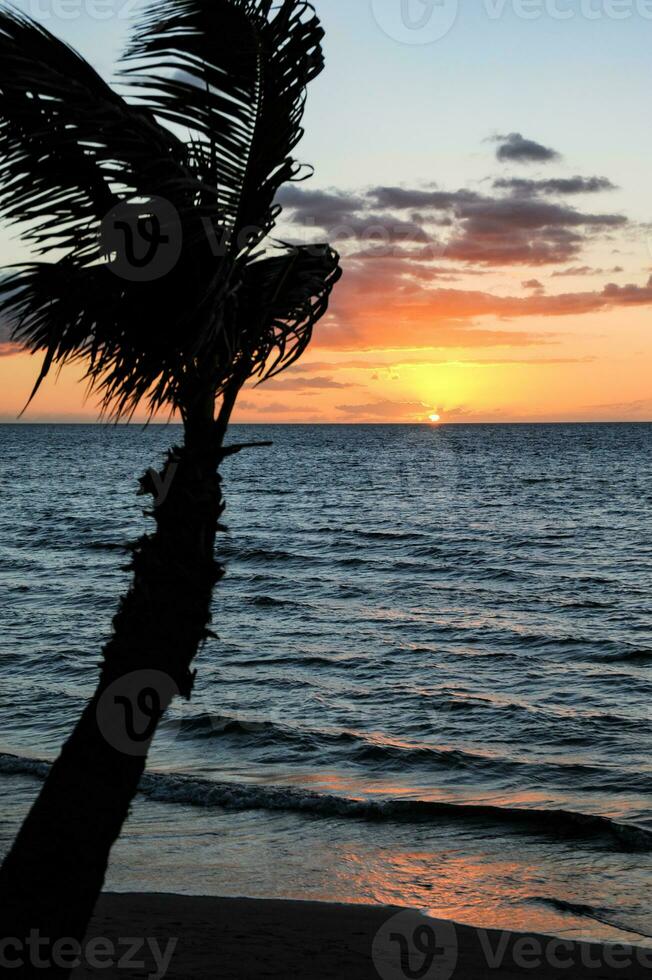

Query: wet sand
70,892,652,978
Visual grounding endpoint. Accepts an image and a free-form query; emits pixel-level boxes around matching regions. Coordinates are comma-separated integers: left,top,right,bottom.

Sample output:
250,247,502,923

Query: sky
1,0,651,423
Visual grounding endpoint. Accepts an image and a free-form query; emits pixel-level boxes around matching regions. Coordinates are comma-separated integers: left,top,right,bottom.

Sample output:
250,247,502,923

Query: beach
68,892,652,979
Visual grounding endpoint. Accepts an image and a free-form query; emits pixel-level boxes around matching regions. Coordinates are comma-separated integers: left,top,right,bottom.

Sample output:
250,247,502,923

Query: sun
429,414,442,424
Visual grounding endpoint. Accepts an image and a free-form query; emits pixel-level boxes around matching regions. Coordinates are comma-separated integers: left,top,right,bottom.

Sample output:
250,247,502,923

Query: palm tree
0,0,340,970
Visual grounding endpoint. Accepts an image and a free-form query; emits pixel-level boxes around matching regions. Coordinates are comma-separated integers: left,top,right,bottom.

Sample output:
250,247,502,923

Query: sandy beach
66,893,652,979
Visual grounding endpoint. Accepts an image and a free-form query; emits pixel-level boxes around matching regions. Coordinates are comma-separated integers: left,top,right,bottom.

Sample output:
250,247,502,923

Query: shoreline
64,893,652,979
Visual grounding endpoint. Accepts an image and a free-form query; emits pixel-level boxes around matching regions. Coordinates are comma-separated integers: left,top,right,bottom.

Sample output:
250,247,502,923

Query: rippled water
0,423,650,944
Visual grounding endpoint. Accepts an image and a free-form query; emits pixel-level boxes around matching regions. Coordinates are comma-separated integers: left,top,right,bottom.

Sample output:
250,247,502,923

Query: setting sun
429,414,442,424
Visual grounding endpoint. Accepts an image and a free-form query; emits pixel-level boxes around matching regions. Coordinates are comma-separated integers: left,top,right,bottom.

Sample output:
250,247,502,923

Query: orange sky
2,301,650,424
2,134,651,425
1,7,651,424
2,263,650,424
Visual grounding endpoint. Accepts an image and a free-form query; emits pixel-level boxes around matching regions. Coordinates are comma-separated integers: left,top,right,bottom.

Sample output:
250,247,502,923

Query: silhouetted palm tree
0,0,340,970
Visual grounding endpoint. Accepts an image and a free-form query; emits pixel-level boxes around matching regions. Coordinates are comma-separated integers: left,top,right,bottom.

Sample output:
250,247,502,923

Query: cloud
279,181,627,267
317,270,652,351
494,176,616,196
334,399,477,422
273,138,643,358
443,198,625,266
551,265,624,277
278,187,430,244
336,398,431,421
522,279,545,293
236,400,316,415
493,133,561,164
295,355,595,370
260,375,358,391
580,396,652,418
316,214,430,244
276,186,367,226
347,246,467,271
369,187,481,210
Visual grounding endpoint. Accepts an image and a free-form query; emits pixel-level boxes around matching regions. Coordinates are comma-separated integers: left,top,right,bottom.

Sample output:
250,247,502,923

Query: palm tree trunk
0,407,229,977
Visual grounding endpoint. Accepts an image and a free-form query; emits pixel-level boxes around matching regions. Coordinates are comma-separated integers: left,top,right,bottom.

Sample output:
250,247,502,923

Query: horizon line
0,420,651,427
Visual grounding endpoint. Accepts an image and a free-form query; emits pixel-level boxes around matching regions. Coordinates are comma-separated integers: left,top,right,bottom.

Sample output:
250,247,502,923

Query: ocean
0,422,650,945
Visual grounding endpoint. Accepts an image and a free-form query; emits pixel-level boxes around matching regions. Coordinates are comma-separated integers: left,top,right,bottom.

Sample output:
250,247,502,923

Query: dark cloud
494,133,561,164
370,187,481,210
274,140,637,357
279,182,626,267
278,187,430,245
494,176,616,196
444,228,588,268
444,198,625,266
320,214,430,244
453,198,624,231
276,186,366,226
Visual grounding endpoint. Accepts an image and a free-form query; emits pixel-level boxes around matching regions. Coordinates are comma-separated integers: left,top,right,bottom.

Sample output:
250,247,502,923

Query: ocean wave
530,897,652,940
84,541,133,552
559,599,614,610
594,649,652,665
247,595,294,608
1,750,649,852
225,546,304,564
0,752,49,780
168,714,360,749
350,529,426,542
164,701,651,762
5,697,651,796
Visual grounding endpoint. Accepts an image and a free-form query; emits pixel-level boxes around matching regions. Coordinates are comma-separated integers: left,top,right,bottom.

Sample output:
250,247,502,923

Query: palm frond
237,244,342,381
0,261,204,417
0,8,197,259
0,2,340,420
121,0,324,252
